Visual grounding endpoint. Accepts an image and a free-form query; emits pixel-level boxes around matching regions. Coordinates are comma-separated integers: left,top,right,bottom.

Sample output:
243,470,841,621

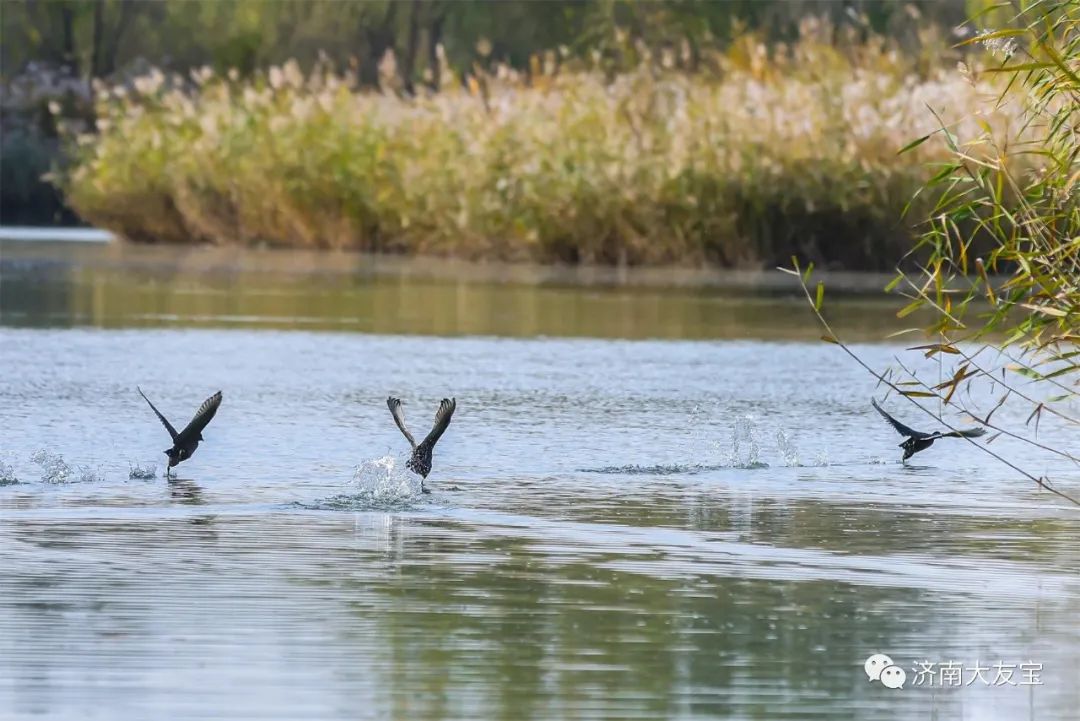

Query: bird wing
387,397,417,448
138,387,178,441
175,391,222,444
420,398,456,448
871,398,927,438
937,427,987,440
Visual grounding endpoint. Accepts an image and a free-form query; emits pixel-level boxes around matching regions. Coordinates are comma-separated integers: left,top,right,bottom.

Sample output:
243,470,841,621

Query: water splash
731,416,769,469
30,450,104,483
129,462,158,480
0,460,17,485
77,465,105,483
687,402,729,463
301,456,423,511
343,455,422,508
31,449,74,483
775,429,799,467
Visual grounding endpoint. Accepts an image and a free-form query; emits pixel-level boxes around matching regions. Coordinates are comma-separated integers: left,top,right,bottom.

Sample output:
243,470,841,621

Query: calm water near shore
1,240,1077,720
0,240,905,340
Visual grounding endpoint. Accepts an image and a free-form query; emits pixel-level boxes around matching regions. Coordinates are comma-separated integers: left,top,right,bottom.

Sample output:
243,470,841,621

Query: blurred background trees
2,1,979,87
0,0,994,231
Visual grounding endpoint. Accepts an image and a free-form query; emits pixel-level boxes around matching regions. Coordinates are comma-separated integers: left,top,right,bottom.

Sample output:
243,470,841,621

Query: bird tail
941,427,987,439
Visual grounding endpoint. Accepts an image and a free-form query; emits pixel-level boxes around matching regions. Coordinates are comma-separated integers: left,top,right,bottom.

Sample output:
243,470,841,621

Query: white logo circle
864,653,894,681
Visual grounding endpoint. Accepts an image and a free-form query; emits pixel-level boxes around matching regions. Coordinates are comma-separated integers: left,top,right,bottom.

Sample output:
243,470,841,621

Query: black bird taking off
387,396,456,491
871,398,985,462
138,387,223,477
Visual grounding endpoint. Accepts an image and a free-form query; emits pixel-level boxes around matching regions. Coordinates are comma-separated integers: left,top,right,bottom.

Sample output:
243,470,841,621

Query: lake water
1,241,1078,720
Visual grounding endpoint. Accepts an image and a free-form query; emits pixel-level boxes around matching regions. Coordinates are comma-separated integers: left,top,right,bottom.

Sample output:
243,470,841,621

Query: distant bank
0,227,114,243
0,231,897,296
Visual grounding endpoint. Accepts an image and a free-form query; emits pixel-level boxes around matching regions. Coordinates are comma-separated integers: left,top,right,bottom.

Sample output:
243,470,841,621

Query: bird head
164,448,184,467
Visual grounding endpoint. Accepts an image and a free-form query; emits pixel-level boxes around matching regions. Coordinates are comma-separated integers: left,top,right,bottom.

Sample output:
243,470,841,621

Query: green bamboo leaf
909,343,961,356
1041,45,1080,86
1042,365,1080,380
897,133,933,155
1020,303,1068,317
927,163,963,186
897,299,924,318
983,62,1056,73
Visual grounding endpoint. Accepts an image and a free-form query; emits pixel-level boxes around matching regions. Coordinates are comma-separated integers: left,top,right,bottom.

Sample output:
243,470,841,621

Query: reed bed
58,29,1023,269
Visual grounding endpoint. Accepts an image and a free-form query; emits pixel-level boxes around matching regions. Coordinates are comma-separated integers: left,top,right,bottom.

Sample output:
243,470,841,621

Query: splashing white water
129,462,157,479
775,429,799,467
30,450,104,483
0,459,17,485
685,403,726,463
732,415,769,469
77,464,105,483
350,455,421,504
31,449,74,483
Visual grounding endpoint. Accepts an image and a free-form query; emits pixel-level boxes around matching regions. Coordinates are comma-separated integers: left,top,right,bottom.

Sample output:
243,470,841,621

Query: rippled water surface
1,242,1078,720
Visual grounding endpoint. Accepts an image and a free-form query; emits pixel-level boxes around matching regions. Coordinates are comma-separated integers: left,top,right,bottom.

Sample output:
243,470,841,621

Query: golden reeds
58,30,1024,269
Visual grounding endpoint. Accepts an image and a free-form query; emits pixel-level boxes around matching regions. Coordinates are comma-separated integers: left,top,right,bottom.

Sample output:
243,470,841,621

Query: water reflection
0,243,1076,719
167,478,205,505
1,507,1071,719
0,240,913,340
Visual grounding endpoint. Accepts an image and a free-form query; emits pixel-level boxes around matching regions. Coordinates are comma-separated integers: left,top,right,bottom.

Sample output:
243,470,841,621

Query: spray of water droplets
30,450,103,483
731,416,769,469
31,450,74,483
687,403,725,461
128,462,158,480
77,465,105,483
0,459,17,485
775,429,799,467
348,455,423,507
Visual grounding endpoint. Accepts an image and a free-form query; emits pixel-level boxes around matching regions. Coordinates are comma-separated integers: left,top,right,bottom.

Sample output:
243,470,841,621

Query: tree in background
3,0,973,86
797,0,1080,506
0,0,981,227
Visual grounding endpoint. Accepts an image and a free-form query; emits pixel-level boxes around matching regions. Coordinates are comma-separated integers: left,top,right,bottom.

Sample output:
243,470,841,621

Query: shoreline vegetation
51,22,1027,270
